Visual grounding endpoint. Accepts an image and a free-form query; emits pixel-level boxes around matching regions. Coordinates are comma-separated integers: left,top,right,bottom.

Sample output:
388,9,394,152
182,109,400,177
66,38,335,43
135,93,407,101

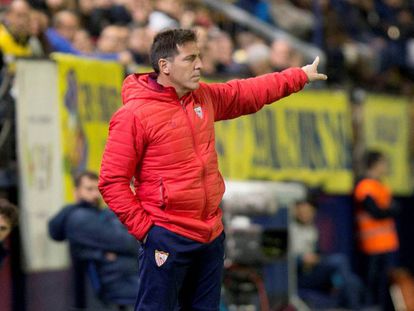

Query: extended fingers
316,73,328,80
312,56,320,68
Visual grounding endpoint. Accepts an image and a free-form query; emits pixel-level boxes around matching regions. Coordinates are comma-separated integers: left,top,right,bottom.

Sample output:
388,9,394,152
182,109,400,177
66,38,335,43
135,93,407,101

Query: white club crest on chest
194,106,203,119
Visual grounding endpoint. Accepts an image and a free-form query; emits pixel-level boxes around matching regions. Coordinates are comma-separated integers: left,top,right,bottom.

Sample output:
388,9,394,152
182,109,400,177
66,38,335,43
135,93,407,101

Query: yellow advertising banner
215,91,353,194
53,54,124,202
364,95,411,195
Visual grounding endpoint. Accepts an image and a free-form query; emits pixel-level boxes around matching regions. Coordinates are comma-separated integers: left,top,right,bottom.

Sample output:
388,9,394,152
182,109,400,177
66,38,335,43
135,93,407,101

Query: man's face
164,41,203,97
295,202,316,225
7,2,31,37
57,14,79,42
97,27,121,53
75,177,101,206
375,157,389,178
0,215,12,242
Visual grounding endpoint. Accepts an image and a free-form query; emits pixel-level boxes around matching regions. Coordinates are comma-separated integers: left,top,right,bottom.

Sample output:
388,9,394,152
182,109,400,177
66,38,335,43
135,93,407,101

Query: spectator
233,31,263,65
292,199,363,310
48,171,139,309
46,10,80,54
117,25,130,51
354,151,400,308
0,198,18,267
96,25,123,54
77,0,96,35
270,39,303,71
179,5,197,29
29,9,51,56
45,0,77,14
95,25,133,66
148,0,182,32
72,28,94,54
245,42,272,76
86,0,131,37
196,31,217,76
270,39,292,71
128,25,151,65
0,0,33,67
208,31,249,78
126,0,152,27
46,12,132,64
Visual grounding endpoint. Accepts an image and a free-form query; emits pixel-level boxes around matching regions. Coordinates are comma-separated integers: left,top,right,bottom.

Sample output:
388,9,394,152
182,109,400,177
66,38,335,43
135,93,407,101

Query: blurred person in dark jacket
292,199,363,309
80,0,131,37
127,25,151,65
209,31,249,78
48,171,139,309
0,198,18,267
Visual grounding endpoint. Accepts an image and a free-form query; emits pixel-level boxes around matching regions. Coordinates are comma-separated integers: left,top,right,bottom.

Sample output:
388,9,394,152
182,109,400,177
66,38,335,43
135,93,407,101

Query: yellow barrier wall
215,91,354,193
54,54,124,202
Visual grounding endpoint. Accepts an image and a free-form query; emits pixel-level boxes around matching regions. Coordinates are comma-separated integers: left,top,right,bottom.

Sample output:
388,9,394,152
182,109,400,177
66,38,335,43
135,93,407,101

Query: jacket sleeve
66,209,138,255
362,196,400,219
99,106,153,241
204,67,308,121
48,206,71,241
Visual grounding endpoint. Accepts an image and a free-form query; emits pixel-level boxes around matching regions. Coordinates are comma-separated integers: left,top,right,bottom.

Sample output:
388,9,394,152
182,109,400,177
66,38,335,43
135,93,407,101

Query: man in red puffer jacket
99,28,327,311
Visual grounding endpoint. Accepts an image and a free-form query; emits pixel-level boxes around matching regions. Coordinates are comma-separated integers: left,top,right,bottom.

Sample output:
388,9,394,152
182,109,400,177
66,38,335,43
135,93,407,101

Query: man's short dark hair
74,171,99,188
150,28,197,74
365,150,385,170
0,199,18,228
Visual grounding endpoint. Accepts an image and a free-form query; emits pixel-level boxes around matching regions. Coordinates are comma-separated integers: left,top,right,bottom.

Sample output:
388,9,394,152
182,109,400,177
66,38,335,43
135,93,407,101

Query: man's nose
195,57,203,70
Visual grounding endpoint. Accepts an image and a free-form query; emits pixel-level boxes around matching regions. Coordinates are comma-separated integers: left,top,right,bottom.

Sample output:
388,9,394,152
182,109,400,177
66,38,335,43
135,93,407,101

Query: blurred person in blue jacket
48,171,139,309
46,10,81,55
46,10,133,66
0,198,18,267
292,199,363,310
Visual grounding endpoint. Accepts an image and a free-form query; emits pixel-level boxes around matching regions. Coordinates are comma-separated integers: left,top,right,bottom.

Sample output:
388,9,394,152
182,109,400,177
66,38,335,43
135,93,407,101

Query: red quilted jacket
99,68,308,243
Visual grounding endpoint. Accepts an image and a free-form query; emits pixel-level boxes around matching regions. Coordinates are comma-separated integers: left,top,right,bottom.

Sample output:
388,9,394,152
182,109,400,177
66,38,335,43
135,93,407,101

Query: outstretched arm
206,57,327,121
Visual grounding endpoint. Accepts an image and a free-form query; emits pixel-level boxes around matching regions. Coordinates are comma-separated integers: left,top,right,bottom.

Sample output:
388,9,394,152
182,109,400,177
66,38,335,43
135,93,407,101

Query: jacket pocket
159,178,170,210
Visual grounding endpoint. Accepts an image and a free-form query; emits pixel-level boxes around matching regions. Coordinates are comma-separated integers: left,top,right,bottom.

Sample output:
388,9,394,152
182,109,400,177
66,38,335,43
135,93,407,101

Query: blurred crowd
243,0,414,94
0,0,413,94
280,0,414,94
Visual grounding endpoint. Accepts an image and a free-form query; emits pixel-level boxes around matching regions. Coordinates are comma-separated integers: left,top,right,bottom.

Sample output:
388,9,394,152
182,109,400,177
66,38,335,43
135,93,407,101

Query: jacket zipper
180,100,209,221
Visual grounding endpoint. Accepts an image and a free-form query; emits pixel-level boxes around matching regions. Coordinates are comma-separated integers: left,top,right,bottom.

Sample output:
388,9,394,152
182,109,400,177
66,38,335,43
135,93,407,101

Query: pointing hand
301,56,328,82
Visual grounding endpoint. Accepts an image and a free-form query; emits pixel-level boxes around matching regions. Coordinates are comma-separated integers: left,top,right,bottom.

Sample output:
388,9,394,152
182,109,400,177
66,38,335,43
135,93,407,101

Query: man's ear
159,58,170,75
